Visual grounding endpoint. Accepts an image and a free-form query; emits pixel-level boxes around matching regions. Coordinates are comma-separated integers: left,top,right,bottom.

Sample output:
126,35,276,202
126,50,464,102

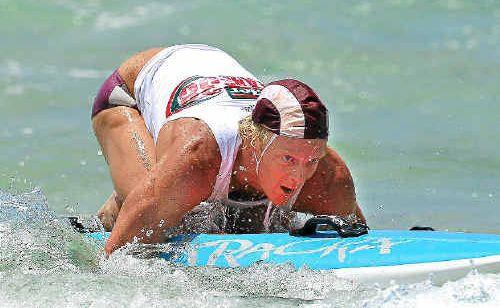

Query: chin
262,184,290,206
268,193,288,206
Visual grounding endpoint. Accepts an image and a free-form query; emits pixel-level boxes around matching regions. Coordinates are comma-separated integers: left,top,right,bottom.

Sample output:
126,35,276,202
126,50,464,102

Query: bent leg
93,106,155,229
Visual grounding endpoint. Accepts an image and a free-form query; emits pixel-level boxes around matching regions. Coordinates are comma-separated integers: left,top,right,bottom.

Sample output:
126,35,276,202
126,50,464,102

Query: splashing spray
263,184,304,232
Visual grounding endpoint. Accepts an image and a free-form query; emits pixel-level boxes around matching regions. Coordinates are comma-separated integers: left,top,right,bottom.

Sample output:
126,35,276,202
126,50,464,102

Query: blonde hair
238,115,275,151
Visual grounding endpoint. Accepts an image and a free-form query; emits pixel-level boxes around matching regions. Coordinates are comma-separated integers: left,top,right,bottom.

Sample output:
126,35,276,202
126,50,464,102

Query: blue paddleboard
87,229,500,284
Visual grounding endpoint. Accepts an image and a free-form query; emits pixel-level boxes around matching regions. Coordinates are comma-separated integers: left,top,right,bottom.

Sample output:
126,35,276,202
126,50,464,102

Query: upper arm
293,147,365,222
154,118,222,210
117,47,164,98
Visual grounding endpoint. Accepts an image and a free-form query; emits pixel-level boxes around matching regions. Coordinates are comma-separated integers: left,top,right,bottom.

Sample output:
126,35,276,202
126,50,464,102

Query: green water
2,0,498,231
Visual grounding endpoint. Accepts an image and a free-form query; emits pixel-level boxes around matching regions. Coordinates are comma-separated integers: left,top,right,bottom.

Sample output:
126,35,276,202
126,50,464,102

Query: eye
282,155,295,164
309,158,321,164
305,157,321,166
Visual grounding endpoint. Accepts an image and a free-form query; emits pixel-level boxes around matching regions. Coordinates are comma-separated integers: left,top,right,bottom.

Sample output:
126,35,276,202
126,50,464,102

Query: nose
287,165,306,188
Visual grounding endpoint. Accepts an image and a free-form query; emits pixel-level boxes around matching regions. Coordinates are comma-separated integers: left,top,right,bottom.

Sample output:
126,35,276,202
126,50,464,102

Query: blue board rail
86,230,500,270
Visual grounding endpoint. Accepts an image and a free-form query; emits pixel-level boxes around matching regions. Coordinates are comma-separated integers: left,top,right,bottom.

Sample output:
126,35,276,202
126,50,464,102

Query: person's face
257,136,327,206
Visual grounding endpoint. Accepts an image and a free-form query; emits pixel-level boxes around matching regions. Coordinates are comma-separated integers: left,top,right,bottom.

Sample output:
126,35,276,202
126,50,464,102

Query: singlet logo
166,76,264,117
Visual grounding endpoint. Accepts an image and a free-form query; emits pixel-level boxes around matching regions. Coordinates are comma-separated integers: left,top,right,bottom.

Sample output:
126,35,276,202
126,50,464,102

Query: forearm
298,181,365,223
104,177,183,255
104,146,218,255
105,181,158,255
354,203,366,224
296,198,361,218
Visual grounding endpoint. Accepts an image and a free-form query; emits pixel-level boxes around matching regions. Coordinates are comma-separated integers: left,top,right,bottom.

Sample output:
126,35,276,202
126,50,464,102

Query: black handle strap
68,216,86,233
67,216,103,233
410,226,435,231
290,215,369,238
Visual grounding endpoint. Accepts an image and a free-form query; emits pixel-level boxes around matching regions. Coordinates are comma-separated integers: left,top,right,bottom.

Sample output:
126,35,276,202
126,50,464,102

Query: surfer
91,44,365,255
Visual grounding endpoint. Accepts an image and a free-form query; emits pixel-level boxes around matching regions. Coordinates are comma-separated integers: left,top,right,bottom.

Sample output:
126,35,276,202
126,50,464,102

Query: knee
92,107,138,134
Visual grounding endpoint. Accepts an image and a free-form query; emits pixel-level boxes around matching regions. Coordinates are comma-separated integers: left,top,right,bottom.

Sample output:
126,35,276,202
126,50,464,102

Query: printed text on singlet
166,76,264,116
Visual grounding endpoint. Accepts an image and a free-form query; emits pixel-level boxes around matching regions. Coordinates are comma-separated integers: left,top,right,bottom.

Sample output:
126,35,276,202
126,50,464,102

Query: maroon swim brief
91,69,138,118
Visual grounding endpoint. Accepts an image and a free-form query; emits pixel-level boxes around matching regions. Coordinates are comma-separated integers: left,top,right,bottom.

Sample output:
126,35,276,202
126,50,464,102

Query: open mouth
280,185,293,195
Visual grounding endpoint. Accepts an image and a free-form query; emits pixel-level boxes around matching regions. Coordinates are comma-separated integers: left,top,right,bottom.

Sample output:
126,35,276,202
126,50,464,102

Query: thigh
92,106,155,202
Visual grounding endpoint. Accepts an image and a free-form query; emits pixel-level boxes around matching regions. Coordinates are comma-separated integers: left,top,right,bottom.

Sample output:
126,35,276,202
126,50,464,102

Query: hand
97,192,121,231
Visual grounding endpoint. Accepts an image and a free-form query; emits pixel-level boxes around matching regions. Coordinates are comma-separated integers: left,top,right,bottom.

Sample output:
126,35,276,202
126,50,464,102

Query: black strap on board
409,226,436,231
67,216,103,233
290,215,369,238
67,216,86,233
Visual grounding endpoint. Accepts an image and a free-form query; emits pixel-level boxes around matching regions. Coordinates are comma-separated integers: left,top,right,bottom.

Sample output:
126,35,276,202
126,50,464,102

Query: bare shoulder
156,118,222,171
293,146,357,215
300,146,353,192
153,118,222,202
321,147,352,180
117,47,164,97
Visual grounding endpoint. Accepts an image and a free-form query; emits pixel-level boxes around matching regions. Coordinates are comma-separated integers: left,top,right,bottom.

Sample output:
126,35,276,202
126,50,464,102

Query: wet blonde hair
238,115,275,152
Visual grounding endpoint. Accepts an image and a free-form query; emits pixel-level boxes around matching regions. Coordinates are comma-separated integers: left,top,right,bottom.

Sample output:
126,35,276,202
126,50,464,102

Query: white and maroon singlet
134,44,264,203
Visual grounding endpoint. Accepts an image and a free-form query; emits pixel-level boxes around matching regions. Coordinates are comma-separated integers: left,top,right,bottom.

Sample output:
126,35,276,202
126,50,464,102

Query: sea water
1,0,499,306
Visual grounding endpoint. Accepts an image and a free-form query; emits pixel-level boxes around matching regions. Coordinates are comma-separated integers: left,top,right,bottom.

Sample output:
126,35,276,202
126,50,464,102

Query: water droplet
21,127,33,135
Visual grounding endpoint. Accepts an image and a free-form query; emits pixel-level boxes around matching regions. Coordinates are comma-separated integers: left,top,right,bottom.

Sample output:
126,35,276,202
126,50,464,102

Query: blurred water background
1,0,499,306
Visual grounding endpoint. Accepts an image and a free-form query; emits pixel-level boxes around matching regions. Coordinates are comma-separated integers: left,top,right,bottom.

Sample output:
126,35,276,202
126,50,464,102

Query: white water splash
1,188,499,307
